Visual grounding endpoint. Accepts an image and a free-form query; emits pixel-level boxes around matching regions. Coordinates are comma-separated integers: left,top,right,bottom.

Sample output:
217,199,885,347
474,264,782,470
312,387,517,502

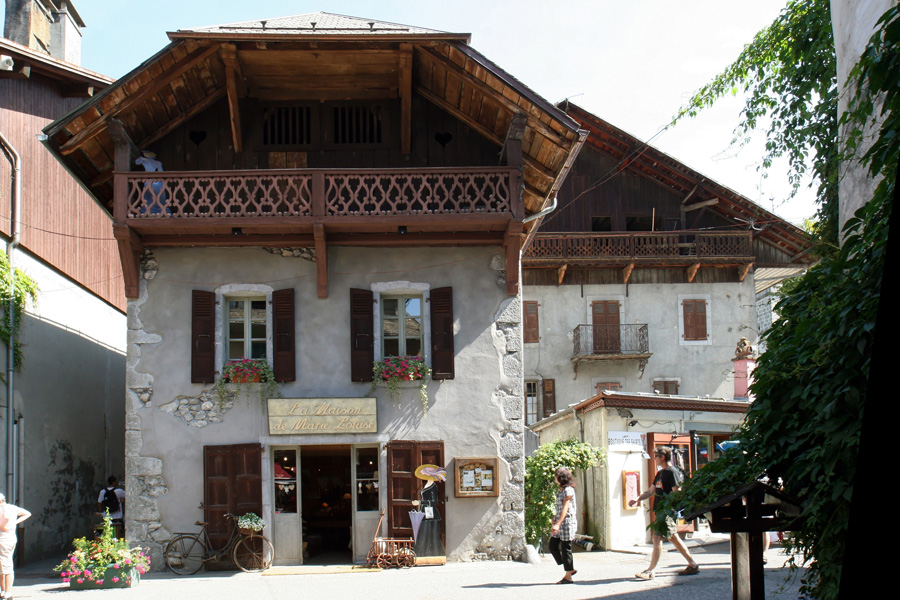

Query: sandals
556,578,573,584
678,564,700,576
635,570,654,580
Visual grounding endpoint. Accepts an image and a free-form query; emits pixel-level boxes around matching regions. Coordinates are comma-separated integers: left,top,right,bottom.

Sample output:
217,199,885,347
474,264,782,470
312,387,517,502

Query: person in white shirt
97,476,126,522
0,493,31,600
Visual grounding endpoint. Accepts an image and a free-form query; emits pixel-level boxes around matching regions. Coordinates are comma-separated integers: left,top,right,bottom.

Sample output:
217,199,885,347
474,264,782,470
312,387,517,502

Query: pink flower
62,578,70,583
112,577,119,583
84,570,92,577
96,580,104,585
77,579,84,584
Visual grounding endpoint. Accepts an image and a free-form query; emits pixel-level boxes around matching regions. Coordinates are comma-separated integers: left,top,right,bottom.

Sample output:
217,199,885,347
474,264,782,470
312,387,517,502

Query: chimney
4,0,85,65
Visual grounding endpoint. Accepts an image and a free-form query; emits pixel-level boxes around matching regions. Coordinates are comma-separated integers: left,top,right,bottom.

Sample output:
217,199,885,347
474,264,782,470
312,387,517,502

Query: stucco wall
524,280,757,411
1,250,126,561
124,246,525,566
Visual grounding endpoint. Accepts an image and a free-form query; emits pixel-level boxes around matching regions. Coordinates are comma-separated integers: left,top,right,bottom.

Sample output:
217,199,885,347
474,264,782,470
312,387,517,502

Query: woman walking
549,467,577,584
0,493,30,600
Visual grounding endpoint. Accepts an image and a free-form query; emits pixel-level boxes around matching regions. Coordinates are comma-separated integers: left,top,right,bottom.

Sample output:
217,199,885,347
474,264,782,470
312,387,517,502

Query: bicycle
164,512,274,575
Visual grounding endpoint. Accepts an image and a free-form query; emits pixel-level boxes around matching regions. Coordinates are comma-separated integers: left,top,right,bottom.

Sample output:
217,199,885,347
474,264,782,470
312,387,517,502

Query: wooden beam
220,44,244,153
504,221,523,295
61,84,95,98
0,63,29,79
314,224,328,299
59,43,222,155
136,88,227,148
557,264,567,286
686,263,700,283
108,119,138,225
684,197,719,212
738,262,754,282
622,262,634,283
399,43,412,155
416,84,502,144
501,113,527,166
113,225,143,299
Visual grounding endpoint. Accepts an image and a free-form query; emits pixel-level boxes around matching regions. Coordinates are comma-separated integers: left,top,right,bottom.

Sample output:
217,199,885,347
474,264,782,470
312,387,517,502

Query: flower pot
239,527,262,536
229,374,261,384
68,565,140,589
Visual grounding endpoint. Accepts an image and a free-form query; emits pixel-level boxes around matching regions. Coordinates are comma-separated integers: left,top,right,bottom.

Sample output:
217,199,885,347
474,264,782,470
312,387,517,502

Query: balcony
572,324,652,377
116,166,521,236
524,231,753,266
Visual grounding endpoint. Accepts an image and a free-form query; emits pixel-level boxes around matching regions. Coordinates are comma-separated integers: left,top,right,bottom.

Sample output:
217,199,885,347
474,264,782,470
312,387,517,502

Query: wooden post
313,224,328,299
504,221,522,296
399,43,412,155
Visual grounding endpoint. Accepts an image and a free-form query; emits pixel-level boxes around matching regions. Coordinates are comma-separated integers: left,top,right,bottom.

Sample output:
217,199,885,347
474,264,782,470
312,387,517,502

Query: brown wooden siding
0,74,125,311
523,266,744,286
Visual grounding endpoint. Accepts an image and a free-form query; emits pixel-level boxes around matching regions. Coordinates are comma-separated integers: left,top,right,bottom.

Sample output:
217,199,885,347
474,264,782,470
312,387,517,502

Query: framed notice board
454,457,499,497
623,470,641,509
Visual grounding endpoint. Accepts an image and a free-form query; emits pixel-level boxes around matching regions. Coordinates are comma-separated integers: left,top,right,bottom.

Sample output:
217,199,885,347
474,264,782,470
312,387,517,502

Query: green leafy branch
0,249,39,377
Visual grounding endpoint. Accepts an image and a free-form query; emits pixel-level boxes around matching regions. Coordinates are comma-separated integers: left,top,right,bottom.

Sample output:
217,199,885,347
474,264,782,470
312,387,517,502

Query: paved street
14,540,802,600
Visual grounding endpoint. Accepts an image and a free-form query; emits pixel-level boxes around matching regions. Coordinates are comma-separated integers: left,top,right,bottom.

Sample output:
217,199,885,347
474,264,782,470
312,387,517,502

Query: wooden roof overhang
0,37,112,96
42,14,585,299
559,103,814,266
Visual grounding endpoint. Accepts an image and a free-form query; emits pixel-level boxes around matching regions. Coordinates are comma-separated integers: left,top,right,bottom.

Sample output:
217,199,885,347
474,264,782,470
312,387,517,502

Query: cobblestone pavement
14,542,802,600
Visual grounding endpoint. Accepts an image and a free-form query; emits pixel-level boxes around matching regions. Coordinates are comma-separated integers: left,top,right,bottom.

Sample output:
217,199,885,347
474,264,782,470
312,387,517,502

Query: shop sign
607,431,646,453
267,398,377,434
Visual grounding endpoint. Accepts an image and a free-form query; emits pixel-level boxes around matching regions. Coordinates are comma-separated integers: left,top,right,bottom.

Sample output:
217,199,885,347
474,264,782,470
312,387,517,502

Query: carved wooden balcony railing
525,231,753,263
121,167,519,220
572,323,651,377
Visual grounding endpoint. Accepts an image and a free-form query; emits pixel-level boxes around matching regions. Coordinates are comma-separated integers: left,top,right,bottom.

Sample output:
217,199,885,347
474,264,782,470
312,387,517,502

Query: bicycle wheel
165,535,207,575
233,534,274,572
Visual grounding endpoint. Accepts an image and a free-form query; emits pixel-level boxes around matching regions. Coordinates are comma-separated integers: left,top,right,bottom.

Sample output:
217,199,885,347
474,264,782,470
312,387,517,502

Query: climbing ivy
658,3,898,599
523,438,604,545
0,249,39,376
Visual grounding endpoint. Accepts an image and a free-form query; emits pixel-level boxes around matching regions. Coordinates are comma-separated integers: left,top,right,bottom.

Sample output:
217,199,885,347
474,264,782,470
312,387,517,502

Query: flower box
68,565,140,589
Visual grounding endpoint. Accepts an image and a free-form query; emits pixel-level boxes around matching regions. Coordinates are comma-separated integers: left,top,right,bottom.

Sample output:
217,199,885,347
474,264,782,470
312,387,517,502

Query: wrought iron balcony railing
572,324,650,357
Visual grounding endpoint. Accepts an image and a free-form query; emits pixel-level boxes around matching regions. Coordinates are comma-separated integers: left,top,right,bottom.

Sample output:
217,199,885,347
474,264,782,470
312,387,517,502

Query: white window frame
214,283,275,373
371,281,432,364
525,380,540,426
678,293,712,346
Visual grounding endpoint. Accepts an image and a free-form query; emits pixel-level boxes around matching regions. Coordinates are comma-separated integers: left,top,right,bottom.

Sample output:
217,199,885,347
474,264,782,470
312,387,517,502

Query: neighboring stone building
43,13,586,567
522,103,813,549
1,0,126,561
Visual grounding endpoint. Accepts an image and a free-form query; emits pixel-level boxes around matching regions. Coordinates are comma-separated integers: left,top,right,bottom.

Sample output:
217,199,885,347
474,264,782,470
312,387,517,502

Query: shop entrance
271,444,380,565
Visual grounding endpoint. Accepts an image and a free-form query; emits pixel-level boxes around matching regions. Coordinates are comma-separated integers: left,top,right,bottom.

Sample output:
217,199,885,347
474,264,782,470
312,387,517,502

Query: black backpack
100,487,120,515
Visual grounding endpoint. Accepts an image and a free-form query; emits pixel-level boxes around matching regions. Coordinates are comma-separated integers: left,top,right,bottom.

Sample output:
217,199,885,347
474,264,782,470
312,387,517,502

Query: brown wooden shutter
386,440,445,540
683,300,708,340
542,378,556,418
191,290,216,383
592,301,621,353
272,288,295,382
350,288,374,382
203,443,262,552
430,287,454,380
523,301,540,343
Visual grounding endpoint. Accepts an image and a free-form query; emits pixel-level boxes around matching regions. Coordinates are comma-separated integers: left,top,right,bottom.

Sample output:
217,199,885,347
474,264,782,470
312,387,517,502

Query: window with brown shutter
350,288,375,382
523,301,540,343
430,287,454,380
272,288,295,382
191,290,216,383
682,299,708,340
653,380,679,395
541,379,556,418
596,382,622,393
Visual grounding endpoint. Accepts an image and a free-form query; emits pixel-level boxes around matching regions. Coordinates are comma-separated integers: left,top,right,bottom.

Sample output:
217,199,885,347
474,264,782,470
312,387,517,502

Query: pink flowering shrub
54,513,150,585
370,356,431,414
215,358,279,405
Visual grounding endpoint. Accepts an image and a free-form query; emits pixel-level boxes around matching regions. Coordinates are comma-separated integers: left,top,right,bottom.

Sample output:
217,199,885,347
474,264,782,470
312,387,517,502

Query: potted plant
55,513,150,589
370,356,431,414
215,358,278,405
236,512,266,535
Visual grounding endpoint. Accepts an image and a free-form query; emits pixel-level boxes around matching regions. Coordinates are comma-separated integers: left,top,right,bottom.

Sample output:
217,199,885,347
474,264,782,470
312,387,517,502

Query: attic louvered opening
263,106,313,146
332,104,383,145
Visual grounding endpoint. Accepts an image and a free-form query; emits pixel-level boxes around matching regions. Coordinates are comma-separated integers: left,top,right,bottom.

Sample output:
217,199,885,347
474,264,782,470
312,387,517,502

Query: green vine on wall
0,249,39,378
523,438,604,545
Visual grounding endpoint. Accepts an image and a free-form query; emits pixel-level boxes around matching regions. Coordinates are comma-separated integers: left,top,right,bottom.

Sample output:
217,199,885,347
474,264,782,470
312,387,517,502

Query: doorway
272,444,381,565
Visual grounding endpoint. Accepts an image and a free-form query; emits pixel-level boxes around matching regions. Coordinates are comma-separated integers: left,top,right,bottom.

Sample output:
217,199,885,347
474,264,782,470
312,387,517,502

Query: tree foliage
523,438,604,545
0,249,39,375
660,3,898,599
671,0,838,244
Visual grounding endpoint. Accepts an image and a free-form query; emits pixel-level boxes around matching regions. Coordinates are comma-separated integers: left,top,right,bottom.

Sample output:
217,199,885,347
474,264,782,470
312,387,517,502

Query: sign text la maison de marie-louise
268,398,377,434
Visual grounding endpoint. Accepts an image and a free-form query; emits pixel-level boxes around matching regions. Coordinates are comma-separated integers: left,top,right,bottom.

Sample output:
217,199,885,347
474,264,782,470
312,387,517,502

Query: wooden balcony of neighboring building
111,164,525,299
524,231,755,284
572,324,652,377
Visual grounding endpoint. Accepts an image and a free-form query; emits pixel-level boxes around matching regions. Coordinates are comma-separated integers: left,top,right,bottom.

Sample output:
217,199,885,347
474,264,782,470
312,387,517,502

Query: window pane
382,298,399,317
229,322,244,339
383,338,400,357
274,449,297,514
356,447,379,512
383,318,399,337
405,338,422,357
251,341,266,359
251,322,266,338
404,297,421,317
405,317,421,337
229,341,244,359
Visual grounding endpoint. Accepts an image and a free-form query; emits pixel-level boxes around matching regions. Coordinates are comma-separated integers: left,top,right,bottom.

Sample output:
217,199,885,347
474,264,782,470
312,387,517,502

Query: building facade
43,13,586,567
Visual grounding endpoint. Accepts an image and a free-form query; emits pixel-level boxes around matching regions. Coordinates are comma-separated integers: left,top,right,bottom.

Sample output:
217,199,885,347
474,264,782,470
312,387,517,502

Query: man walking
628,446,699,579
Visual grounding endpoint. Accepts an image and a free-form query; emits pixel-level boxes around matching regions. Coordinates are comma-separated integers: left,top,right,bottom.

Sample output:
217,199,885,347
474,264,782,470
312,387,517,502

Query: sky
6,0,818,226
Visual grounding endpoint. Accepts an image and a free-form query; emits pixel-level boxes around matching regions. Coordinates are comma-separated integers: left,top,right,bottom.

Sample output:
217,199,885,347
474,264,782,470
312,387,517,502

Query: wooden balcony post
504,221,522,296
108,119,136,225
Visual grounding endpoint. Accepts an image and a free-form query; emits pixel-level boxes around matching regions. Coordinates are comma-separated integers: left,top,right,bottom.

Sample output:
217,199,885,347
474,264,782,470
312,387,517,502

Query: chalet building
1,0,126,561
523,102,813,549
42,13,586,566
